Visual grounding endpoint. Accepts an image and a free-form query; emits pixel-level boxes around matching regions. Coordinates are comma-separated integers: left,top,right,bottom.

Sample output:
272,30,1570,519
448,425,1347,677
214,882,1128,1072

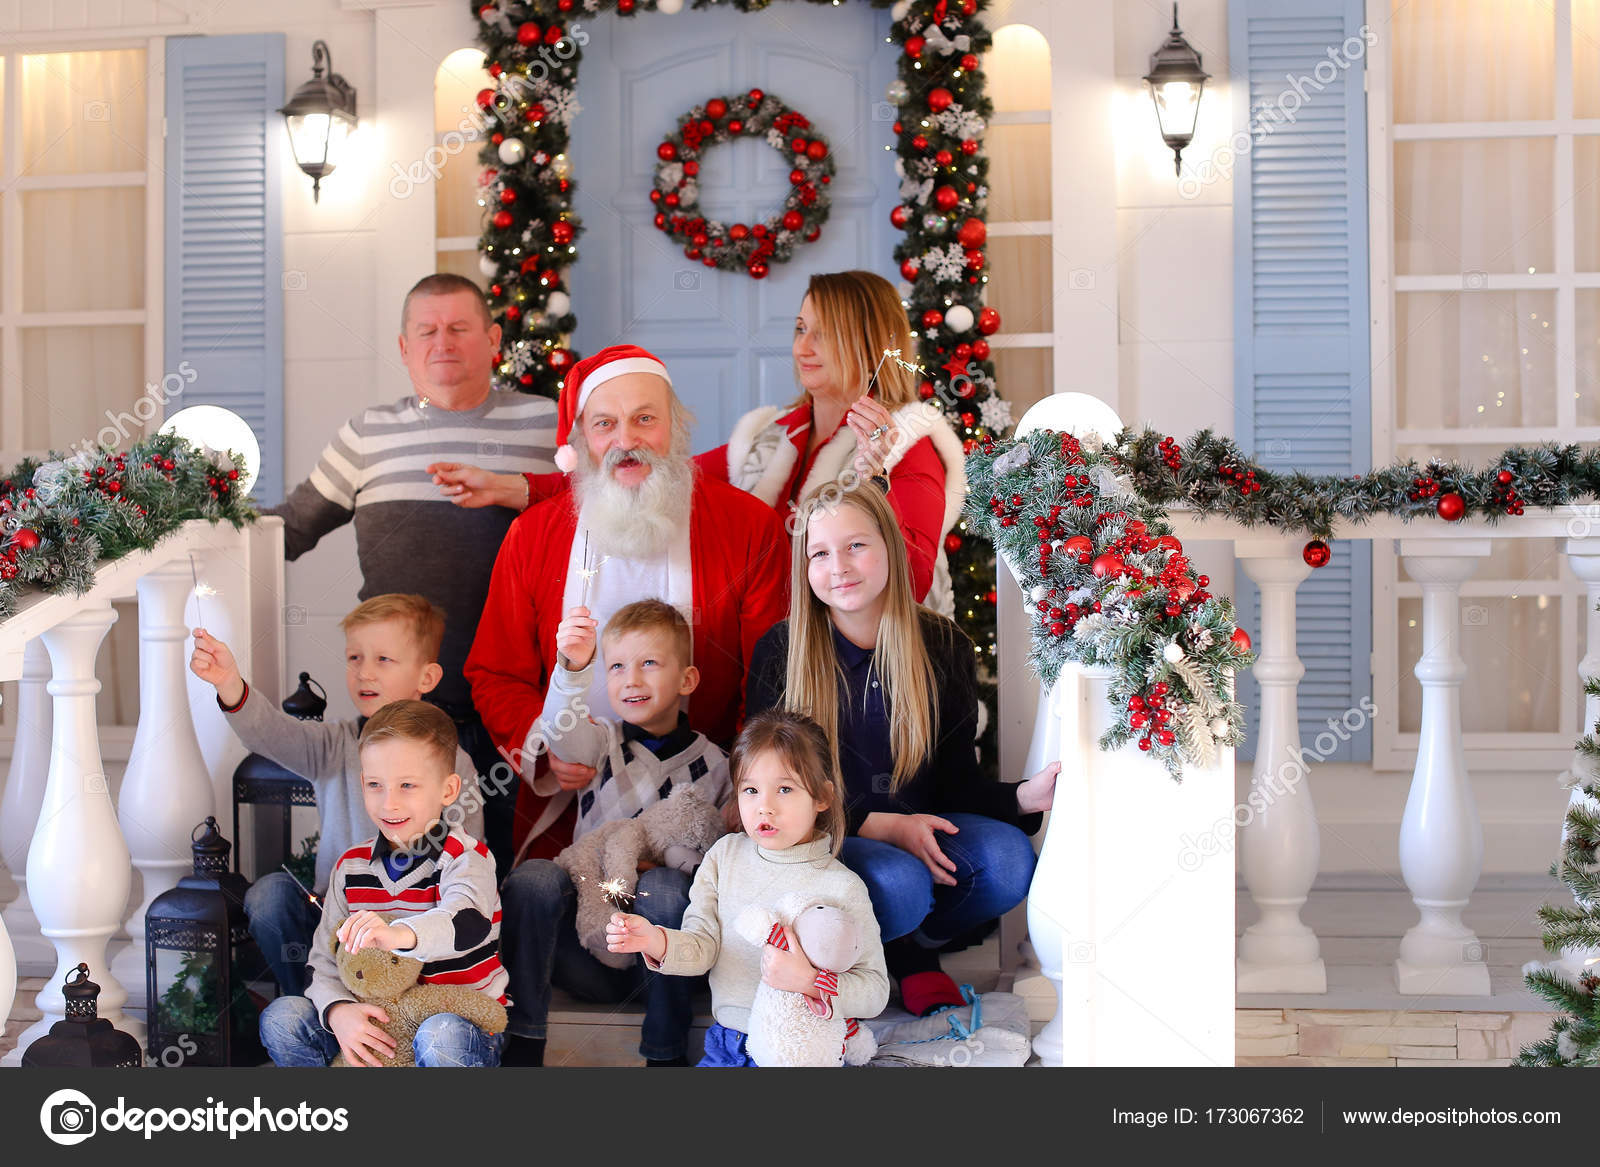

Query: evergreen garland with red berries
966,429,1254,778
0,434,257,621
474,0,1008,674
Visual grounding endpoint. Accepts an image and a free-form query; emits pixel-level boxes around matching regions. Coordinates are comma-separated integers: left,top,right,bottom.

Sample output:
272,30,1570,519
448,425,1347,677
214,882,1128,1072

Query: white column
183,544,250,822
4,603,143,1064
1234,546,1326,993
0,638,53,974
111,562,216,1008
0,913,13,1040
1025,673,1070,1065
1395,539,1493,995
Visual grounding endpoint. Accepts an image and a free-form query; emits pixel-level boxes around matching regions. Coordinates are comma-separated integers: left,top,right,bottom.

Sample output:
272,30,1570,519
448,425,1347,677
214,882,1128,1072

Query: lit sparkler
280,863,321,909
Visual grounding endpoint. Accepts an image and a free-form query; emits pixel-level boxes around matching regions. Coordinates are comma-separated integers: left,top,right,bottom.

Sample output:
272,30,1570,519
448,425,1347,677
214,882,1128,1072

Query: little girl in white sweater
606,710,889,1066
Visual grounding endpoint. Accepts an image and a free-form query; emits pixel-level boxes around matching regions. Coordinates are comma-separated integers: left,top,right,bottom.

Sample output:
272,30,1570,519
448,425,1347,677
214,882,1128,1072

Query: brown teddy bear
328,928,508,1067
555,784,726,969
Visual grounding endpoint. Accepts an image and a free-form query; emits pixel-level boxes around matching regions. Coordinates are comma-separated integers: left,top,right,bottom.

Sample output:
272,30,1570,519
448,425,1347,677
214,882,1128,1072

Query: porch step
1236,1006,1554,1067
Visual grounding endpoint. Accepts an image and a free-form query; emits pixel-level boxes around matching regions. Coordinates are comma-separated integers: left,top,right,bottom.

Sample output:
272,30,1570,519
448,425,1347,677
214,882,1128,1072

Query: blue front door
570,4,900,452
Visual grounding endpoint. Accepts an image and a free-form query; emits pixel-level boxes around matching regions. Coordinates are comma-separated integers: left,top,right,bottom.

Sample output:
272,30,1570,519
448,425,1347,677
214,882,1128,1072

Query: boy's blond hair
341,593,446,662
358,699,458,776
602,599,692,665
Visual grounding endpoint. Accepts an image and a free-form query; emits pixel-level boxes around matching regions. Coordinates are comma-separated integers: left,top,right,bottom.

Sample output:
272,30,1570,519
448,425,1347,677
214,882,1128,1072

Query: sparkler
576,530,610,608
187,552,217,627
280,863,321,909
866,347,924,399
597,877,634,908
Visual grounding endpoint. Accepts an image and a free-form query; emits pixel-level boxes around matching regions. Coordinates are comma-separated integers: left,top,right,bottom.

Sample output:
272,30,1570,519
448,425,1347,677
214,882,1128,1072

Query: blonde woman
746,484,1059,1016
700,270,967,610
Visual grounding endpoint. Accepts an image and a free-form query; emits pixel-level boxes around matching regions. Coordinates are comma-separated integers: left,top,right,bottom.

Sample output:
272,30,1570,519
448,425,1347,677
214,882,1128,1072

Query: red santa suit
466,346,790,861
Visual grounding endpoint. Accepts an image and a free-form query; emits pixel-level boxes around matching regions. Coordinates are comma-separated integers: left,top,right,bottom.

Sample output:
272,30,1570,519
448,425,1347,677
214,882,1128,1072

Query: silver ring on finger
868,424,889,442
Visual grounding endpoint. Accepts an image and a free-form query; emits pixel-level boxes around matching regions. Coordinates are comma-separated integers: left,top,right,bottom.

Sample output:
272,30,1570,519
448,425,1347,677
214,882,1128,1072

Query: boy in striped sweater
257,701,510,1068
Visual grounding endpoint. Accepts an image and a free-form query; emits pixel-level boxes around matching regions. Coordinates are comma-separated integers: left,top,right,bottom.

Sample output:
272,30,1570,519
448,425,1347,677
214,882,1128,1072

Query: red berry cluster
82,453,130,498
206,467,240,501
1408,475,1439,503
987,492,1024,527
1034,587,1101,638
1217,461,1262,495
1157,435,1182,474
1493,468,1525,515
1129,683,1176,750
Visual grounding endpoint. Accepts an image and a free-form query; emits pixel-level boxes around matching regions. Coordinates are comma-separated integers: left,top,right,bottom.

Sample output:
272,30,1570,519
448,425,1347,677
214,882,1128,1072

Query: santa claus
464,344,789,858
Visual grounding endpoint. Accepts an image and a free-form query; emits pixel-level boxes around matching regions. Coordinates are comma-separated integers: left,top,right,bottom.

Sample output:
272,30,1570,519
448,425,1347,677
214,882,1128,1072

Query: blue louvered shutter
1228,0,1372,762
164,34,285,505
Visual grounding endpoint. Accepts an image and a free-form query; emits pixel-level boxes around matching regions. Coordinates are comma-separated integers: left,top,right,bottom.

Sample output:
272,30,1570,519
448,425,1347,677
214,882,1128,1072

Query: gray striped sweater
267,390,557,708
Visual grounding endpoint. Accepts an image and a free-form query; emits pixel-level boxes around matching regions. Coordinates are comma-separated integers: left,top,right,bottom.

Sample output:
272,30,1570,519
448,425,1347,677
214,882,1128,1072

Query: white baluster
0,638,53,975
1395,539,1492,995
111,562,216,1008
0,913,13,1039
184,544,250,819
1025,672,1071,1066
1234,545,1326,993
4,603,143,1064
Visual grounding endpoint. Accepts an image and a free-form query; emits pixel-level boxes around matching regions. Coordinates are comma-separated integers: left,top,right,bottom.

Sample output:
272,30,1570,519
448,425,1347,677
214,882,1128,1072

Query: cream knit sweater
651,832,889,1035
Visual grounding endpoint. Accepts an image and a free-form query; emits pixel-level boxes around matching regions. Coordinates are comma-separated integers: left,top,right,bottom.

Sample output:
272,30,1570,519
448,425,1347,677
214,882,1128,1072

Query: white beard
572,444,695,559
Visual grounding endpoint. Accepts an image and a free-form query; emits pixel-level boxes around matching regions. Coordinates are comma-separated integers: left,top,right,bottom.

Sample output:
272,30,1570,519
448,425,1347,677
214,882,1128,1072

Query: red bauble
901,259,919,280
1497,469,1513,485
504,305,522,321
498,188,517,205
971,338,990,360
960,138,979,156
927,87,954,113
960,53,980,72
1156,535,1183,552
1063,535,1092,559
944,533,963,553
706,98,728,120
525,105,546,123
727,119,744,134
618,0,635,11
977,306,1001,335
538,270,560,288
910,134,929,152
782,210,804,231
664,192,680,207
729,223,750,241
1436,491,1466,521
961,0,977,13
544,25,565,45
1091,553,1125,579
684,160,700,176
749,261,769,279
476,87,496,109
516,22,542,46
934,185,960,210
11,528,39,551
657,141,678,161
956,218,987,248
904,35,925,58
1302,539,1331,568
790,137,808,154
548,348,573,371
918,381,936,400
806,140,828,161
964,248,985,270
748,88,765,105
921,308,944,330
551,221,574,245
935,150,954,166
492,210,514,230
891,205,911,229
520,373,535,386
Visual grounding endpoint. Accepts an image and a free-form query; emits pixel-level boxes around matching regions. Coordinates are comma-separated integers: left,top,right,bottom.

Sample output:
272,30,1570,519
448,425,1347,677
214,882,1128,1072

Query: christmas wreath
0,433,256,621
651,90,834,279
964,428,1255,778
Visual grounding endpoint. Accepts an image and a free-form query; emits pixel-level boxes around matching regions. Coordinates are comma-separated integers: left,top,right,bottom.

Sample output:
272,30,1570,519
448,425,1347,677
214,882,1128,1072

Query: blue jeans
258,994,504,1067
245,872,324,996
499,859,698,1061
841,813,1037,944
698,1023,757,1067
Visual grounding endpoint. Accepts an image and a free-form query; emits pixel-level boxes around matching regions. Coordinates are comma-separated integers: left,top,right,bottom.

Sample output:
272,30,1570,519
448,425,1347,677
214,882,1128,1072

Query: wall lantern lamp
278,40,358,203
1144,4,1209,175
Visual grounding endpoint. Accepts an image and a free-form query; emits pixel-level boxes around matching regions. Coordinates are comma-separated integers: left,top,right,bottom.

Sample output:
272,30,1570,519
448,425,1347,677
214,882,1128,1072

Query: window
1370,0,1593,768
435,48,494,290
0,46,165,745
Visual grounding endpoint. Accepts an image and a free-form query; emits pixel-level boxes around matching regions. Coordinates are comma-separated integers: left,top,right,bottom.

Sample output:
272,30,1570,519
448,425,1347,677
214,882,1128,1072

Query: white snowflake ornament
978,395,1013,432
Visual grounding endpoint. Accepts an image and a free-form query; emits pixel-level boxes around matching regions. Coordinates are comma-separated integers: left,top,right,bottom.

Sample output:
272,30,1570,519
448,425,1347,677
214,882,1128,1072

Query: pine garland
1519,673,1600,1066
965,428,1254,778
0,434,256,622
1114,426,1600,543
473,0,1005,674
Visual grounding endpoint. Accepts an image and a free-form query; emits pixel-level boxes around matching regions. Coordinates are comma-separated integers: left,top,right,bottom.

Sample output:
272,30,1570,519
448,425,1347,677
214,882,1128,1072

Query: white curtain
1389,1,1565,735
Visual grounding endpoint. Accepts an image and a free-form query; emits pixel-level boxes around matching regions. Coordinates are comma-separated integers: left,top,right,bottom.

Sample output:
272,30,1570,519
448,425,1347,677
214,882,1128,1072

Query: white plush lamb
733,891,877,1068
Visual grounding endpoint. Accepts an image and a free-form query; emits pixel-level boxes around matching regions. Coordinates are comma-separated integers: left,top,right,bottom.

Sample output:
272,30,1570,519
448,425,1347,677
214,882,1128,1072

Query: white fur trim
572,356,671,418
727,405,802,507
798,401,967,538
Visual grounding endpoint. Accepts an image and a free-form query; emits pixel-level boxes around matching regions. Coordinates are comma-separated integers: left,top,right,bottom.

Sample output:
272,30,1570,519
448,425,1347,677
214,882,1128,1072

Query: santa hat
553,344,673,472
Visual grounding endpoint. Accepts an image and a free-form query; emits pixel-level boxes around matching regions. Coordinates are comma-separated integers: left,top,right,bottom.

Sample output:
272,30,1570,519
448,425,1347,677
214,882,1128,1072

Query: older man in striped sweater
267,273,557,880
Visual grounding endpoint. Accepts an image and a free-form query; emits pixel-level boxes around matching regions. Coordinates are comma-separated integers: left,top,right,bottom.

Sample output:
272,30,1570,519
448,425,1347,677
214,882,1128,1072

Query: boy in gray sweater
189,593,483,995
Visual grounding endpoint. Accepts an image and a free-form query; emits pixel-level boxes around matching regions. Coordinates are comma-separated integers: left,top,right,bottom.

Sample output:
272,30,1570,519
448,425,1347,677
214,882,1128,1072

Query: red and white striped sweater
306,827,510,1028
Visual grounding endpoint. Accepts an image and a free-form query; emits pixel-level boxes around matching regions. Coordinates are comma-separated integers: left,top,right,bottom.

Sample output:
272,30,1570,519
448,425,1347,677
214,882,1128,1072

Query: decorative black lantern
1144,4,1210,174
144,818,266,1067
282,670,328,721
20,964,143,1068
278,40,358,202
